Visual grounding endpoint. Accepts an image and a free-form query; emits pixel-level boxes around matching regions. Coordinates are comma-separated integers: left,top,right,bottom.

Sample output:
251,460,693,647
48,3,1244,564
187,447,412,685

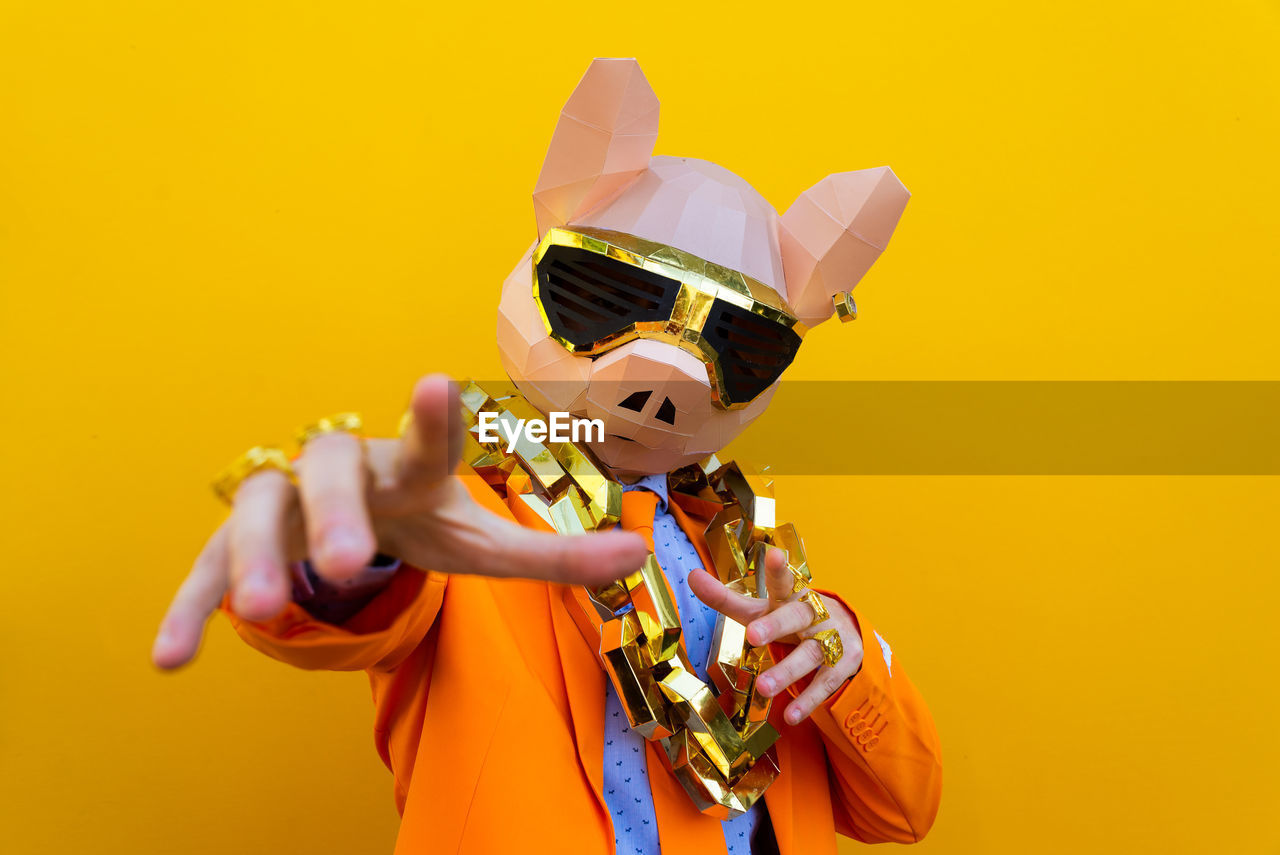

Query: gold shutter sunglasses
532,227,807,410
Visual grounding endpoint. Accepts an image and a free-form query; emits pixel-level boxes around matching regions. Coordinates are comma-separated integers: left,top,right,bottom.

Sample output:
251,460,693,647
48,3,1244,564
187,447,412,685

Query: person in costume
152,59,942,854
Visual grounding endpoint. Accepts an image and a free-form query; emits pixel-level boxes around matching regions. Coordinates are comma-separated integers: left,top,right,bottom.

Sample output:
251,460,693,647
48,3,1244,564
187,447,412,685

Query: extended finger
495,528,649,586
396,374,464,490
227,469,295,621
756,638,823,699
785,659,853,725
296,431,376,582
763,545,796,605
687,568,771,625
453,500,649,585
746,597,823,647
152,524,231,669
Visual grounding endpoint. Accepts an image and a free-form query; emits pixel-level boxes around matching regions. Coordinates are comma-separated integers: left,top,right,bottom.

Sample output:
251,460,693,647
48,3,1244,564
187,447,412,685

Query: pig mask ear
532,58,660,238
778,167,911,327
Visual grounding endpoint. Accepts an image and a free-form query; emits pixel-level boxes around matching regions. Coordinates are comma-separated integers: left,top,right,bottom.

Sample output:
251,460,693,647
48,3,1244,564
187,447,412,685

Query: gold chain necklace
457,381,811,818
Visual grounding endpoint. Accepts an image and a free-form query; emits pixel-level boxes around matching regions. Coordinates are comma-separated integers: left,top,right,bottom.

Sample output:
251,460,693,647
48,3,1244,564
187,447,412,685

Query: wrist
293,555,401,623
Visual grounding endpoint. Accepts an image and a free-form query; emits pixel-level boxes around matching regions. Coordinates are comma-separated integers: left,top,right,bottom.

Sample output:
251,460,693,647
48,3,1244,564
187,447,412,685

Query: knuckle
550,538,581,579
314,480,364,514
228,509,265,548
311,515,358,544
499,530,562,579
235,468,288,503
773,604,803,632
304,431,358,460
300,443,364,488
302,483,367,522
820,668,842,693
303,468,362,501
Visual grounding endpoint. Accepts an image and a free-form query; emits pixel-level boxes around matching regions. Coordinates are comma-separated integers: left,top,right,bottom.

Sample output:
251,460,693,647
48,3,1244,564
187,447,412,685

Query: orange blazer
228,473,942,853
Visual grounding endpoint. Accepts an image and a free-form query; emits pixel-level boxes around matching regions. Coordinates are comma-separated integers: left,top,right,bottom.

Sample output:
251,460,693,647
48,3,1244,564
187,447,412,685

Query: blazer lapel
502,489,611,826
547,582,609,822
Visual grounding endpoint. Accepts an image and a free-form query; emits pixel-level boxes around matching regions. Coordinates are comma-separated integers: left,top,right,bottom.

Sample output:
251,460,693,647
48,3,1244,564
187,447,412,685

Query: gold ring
801,590,829,627
211,446,295,505
788,565,810,594
295,412,364,448
811,629,844,668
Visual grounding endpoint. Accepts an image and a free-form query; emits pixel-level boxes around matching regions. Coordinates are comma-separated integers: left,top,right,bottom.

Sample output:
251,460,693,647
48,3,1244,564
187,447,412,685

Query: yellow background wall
2,1,1277,852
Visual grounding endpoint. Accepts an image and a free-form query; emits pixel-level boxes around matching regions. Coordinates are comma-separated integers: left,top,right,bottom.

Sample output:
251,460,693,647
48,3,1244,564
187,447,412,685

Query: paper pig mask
497,58,909,476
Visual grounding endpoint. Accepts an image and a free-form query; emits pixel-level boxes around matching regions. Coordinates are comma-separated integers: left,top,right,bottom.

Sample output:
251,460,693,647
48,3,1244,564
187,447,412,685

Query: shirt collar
621,472,669,513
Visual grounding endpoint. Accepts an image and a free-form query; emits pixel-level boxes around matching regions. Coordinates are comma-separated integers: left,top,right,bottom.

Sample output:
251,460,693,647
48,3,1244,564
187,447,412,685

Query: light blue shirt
605,474,763,854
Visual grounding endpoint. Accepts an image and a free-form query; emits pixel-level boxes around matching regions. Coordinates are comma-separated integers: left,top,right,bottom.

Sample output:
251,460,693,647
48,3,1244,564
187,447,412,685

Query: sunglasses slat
549,261,665,311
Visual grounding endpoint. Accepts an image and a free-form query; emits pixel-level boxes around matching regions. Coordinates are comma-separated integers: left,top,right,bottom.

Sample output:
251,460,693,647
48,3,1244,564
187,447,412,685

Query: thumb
396,374,464,490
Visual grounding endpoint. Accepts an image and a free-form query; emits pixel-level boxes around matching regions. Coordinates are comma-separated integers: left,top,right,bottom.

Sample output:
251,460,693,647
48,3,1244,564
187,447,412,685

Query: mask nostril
618,390,651,412
655,397,676,425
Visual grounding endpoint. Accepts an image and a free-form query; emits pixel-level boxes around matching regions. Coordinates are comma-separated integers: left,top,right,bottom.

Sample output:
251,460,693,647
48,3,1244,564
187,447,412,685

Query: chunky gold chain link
456,381,812,818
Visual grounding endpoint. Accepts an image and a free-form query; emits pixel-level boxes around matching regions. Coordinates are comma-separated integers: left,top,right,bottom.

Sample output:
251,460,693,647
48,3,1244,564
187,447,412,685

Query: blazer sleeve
223,564,447,673
803,591,943,844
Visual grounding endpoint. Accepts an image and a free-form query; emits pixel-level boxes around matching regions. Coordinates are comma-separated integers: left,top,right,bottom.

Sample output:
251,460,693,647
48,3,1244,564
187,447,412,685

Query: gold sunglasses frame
531,226,807,410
